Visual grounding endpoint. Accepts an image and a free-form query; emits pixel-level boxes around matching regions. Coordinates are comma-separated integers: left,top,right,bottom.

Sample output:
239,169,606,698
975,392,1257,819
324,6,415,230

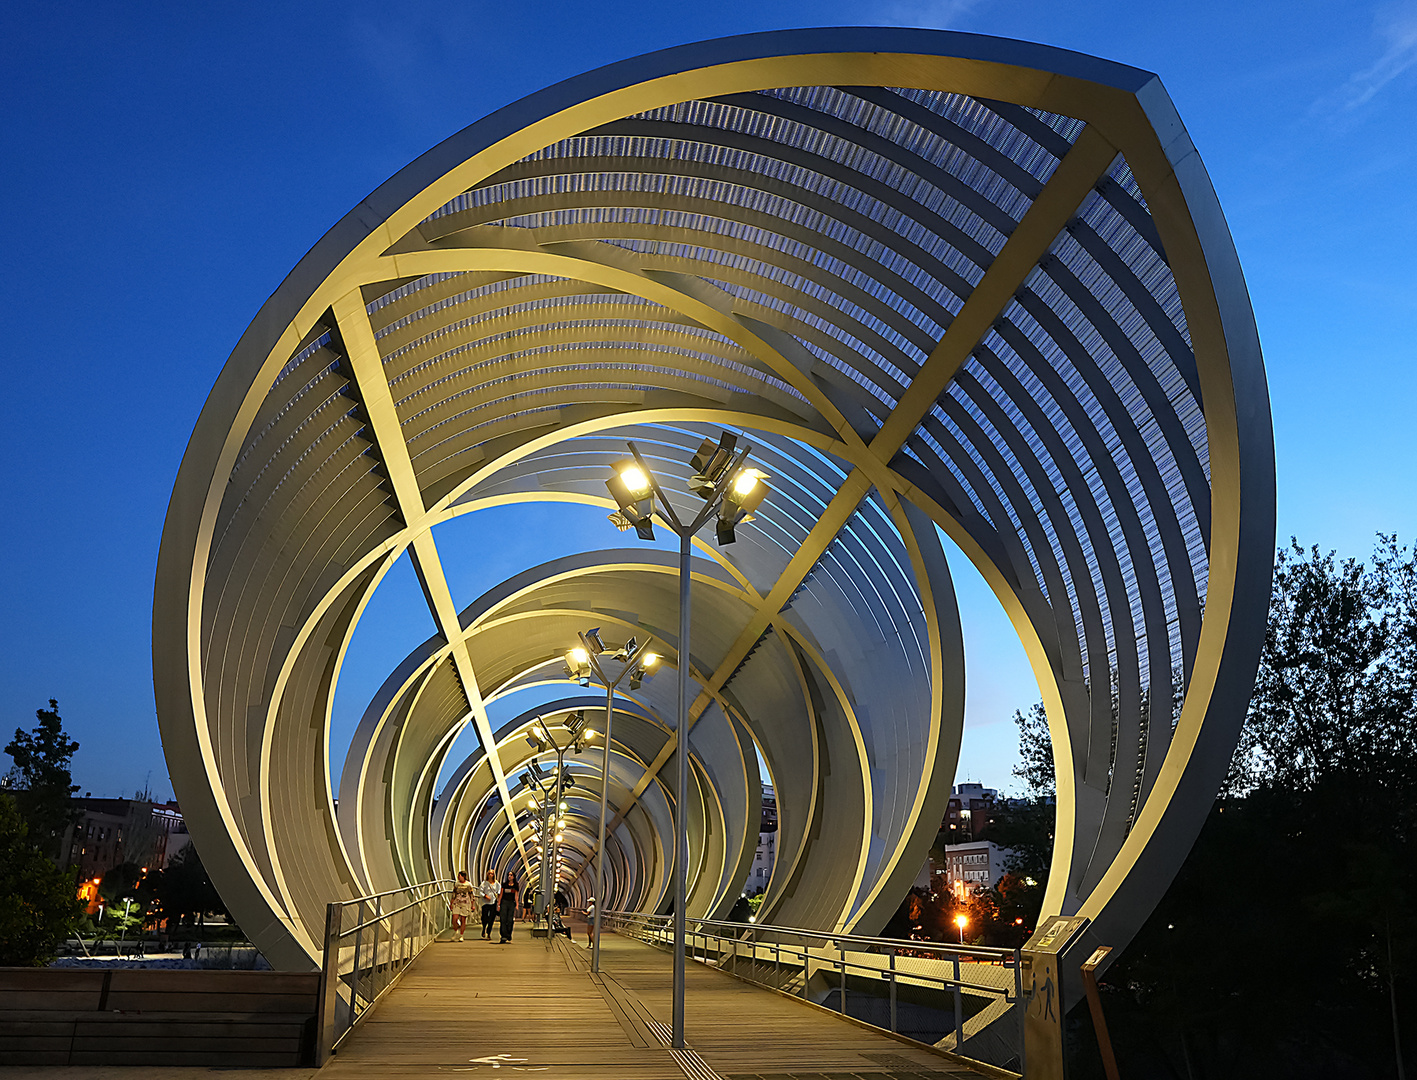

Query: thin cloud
1337,2,1417,109
872,0,987,30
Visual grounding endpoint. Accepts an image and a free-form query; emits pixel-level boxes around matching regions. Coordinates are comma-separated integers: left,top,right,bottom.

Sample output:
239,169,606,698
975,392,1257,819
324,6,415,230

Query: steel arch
154,28,1273,1044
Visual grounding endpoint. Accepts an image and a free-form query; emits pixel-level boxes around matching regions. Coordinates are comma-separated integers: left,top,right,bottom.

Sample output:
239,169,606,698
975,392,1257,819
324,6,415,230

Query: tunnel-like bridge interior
154,26,1273,1071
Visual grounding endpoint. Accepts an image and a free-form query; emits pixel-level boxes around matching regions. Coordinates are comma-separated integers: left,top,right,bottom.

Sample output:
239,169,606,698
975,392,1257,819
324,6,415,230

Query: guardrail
603,910,1023,1072
316,878,454,1063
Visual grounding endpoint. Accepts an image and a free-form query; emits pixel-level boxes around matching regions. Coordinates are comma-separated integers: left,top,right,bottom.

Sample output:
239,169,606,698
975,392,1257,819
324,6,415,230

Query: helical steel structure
154,27,1273,1044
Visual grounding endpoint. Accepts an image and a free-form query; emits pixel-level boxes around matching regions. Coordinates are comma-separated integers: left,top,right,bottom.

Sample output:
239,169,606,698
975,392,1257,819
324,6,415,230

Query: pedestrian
478,870,499,939
449,871,475,941
522,885,535,922
585,896,596,947
498,870,519,943
554,887,568,916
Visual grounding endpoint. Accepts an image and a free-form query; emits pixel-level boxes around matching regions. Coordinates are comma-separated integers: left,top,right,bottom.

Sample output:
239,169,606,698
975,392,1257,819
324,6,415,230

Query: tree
157,842,227,927
4,699,81,859
1098,536,1417,1079
98,861,145,904
1375,532,1417,742
0,792,83,965
1237,539,1415,792
1011,702,1055,798
985,873,1044,946
988,797,1054,886
99,897,145,944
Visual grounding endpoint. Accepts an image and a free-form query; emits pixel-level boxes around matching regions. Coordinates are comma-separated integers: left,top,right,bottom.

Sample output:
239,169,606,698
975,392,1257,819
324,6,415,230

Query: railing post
800,945,808,999
952,954,963,1049
350,901,365,1021
316,903,341,1065
371,896,384,998
1014,947,1026,1077
889,948,897,1034
839,945,847,1014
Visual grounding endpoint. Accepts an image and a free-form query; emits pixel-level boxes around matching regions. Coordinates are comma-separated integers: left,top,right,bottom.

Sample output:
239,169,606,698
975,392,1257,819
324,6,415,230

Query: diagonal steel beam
589,126,1118,850
332,288,530,868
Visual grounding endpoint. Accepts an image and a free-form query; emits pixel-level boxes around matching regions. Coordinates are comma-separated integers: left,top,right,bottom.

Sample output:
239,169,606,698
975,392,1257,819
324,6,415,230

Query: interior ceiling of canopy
154,26,1274,1009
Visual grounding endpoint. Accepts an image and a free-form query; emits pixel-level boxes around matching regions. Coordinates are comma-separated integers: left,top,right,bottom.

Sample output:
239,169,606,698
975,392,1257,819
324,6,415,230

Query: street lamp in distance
565,629,659,974
522,719,586,930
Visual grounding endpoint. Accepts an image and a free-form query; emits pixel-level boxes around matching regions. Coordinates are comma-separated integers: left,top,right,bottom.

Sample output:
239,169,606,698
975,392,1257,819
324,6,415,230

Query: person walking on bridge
498,870,519,944
449,871,475,941
478,871,499,939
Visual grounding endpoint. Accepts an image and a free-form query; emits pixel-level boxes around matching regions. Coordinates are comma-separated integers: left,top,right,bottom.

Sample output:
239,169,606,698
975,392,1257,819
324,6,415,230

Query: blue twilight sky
1,0,1414,803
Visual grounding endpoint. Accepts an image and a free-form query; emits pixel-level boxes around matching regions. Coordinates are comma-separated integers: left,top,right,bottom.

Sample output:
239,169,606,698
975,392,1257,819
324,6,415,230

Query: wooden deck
0,925,989,1080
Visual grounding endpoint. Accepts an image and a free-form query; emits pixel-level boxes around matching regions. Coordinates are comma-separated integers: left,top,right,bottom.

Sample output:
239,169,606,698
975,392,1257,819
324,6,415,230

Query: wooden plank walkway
322,924,984,1080
0,925,988,1080
593,930,986,1080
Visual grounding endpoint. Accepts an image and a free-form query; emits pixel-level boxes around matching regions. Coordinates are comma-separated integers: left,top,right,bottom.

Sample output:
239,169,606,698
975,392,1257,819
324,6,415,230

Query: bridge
153,26,1275,1076
318,914,992,1080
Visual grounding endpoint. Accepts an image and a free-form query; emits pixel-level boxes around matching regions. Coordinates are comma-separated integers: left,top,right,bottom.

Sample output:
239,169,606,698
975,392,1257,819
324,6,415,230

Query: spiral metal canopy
154,27,1274,989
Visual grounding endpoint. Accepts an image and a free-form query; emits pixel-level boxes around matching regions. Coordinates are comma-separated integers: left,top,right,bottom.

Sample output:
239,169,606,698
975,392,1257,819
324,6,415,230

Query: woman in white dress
449,871,475,941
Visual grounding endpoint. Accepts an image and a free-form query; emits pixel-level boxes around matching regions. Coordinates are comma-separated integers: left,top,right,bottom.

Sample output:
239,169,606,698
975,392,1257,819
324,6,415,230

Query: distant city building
944,782,999,842
747,784,777,893
927,783,1006,893
59,797,187,881
941,839,1015,899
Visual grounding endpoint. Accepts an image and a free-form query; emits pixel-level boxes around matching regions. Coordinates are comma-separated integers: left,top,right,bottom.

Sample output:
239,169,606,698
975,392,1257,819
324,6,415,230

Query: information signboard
1020,914,1090,1080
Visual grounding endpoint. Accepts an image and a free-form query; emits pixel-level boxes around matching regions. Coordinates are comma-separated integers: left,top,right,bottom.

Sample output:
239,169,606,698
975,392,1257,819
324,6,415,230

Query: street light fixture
602,430,767,1048
565,647,592,685
567,628,658,973
606,461,656,540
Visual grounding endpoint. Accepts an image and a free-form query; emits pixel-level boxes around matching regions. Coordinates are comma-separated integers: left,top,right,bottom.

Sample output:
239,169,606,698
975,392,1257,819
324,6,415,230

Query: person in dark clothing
553,888,568,915
498,871,519,943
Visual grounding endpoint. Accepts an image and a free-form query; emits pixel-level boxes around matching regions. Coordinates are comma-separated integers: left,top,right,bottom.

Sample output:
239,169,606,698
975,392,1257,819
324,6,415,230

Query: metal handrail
604,909,1024,1074
336,881,450,936
316,878,455,1064
612,910,1017,960
333,880,450,907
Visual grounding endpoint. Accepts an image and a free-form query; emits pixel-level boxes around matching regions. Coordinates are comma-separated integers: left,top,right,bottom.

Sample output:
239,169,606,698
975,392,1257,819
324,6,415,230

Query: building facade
746,785,777,894
59,797,187,882
941,782,999,843
941,839,1016,899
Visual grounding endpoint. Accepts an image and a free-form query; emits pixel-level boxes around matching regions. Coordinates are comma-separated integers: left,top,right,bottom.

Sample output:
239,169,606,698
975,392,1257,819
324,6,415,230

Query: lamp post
604,431,768,1049
118,897,134,955
565,631,659,973
519,759,553,925
524,714,586,936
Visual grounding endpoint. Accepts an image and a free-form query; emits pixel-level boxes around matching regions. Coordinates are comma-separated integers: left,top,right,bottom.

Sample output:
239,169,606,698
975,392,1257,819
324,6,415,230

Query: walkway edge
644,939,1021,1080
